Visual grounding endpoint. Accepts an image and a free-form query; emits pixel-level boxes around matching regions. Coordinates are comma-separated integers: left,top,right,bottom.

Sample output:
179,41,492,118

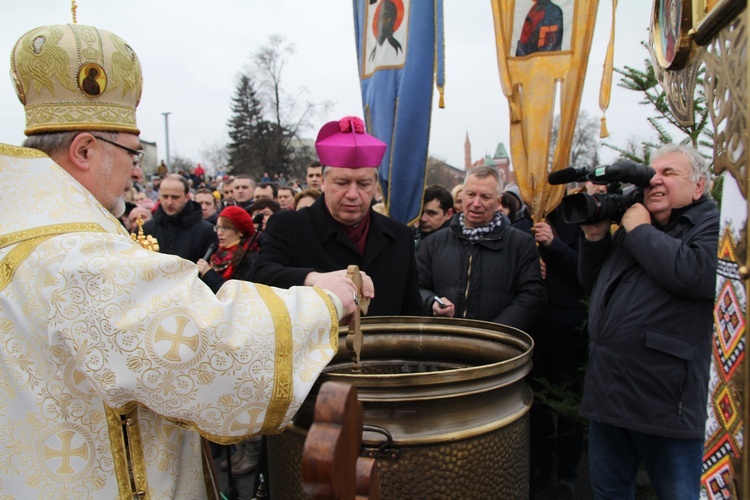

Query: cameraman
578,144,719,498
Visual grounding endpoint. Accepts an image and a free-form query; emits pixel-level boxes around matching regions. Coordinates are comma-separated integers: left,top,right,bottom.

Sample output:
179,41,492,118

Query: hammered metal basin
292,315,534,445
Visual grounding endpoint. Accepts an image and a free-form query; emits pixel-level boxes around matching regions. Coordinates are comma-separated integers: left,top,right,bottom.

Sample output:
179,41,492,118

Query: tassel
71,0,78,24
599,0,617,139
438,87,445,109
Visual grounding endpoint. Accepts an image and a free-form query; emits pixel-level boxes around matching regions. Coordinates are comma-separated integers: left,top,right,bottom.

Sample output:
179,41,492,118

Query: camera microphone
202,242,218,262
548,167,592,185
597,160,655,187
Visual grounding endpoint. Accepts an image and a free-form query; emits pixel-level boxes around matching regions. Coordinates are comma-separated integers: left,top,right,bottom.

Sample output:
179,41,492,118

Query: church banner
353,0,445,225
490,0,602,218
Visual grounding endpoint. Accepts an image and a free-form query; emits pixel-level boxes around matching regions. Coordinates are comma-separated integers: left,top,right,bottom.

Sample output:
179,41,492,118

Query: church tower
464,132,471,170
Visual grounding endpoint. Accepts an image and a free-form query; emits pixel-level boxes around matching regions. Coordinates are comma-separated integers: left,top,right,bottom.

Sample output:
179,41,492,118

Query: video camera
547,160,655,224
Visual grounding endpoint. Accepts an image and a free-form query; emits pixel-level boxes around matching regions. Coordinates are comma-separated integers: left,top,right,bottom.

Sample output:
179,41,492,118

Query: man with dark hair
414,184,454,251
306,161,323,190
277,186,295,210
195,187,219,224
417,166,545,333
254,182,278,201
251,116,421,316
143,173,218,262
232,174,256,210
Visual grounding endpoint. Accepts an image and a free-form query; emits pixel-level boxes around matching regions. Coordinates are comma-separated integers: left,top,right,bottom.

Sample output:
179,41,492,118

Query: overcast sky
0,0,655,172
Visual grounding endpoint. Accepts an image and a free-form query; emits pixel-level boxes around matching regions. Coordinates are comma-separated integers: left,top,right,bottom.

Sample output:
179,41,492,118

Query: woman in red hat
196,205,260,294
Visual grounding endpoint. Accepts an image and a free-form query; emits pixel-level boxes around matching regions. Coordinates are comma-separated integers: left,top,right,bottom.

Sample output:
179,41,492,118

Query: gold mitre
10,23,142,136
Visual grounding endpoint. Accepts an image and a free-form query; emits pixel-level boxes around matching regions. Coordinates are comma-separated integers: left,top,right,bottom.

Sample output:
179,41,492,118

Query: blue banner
353,0,444,225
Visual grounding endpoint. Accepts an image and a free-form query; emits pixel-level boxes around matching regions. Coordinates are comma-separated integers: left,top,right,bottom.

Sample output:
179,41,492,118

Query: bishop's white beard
100,150,127,218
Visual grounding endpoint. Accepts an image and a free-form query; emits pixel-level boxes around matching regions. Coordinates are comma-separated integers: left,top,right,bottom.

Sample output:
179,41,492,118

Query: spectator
197,206,260,292
254,182,277,202
451,183,464,214
294,188,320,210
250,198,281,231
195,187,219,225
142,174,218,262
250,116,422,317
503,184,533,233
414,184,454,252
277,186,295,210
156,159,168,177
530,206,587,496
145,180,159,201
133,190,155,211
306,161,323,190
417,165,545,333
232,174,255,211
578,144,719,498
127,205,154,232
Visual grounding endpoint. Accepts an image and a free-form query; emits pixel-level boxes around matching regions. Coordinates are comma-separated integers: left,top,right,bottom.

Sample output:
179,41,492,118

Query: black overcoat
249,196,423,317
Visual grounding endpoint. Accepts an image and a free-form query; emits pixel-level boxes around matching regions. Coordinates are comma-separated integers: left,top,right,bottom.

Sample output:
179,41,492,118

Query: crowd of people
0,16,720,500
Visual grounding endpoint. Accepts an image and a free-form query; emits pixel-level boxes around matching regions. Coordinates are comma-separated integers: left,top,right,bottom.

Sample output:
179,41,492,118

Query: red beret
219,206,255,238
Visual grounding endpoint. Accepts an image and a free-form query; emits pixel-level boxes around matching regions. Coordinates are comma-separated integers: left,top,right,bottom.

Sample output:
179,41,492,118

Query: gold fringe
71,0,78,24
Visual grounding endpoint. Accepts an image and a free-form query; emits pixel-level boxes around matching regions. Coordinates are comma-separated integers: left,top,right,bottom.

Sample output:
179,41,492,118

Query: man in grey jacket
416,166,545,334
579,144,719,498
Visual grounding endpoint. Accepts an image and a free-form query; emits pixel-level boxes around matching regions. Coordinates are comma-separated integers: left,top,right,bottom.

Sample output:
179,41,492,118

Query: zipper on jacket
462,250,473,318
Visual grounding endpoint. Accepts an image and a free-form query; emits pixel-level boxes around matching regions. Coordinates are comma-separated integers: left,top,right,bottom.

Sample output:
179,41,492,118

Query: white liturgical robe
0,144,340,498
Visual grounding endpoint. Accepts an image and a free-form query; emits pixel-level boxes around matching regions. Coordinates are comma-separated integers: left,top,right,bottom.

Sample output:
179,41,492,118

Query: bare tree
549,110,601,170
248,34,331,177
200,140,229,175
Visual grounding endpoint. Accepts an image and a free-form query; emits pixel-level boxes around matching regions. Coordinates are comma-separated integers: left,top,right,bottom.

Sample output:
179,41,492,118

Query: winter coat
417,213,546,333
143,200,217,263
578,198,720,439
249,196,423,317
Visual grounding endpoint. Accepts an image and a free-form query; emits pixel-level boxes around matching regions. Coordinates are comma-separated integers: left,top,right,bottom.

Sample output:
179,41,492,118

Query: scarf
459,211,503,241
340,209,371,255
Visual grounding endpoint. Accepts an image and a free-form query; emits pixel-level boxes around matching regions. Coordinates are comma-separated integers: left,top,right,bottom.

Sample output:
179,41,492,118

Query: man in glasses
0,20,360,498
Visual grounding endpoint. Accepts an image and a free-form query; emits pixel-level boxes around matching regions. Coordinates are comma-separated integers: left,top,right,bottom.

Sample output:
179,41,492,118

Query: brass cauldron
267,316,533,499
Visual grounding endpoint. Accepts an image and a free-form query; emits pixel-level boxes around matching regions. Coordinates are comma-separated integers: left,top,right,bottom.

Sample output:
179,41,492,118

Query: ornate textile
0,143,339,498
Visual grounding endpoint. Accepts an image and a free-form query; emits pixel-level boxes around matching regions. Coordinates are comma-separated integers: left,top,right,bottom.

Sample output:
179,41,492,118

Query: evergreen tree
226,74,267,177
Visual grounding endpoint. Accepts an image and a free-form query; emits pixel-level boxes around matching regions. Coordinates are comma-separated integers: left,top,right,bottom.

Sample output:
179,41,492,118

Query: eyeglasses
93,135,144,167
214,225,236,233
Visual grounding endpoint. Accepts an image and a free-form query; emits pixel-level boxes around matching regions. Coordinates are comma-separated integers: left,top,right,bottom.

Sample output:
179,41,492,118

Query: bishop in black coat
249,196,422,317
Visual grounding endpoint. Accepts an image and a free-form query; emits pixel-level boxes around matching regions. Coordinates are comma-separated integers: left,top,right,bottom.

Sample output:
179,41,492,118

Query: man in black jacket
417,166,545,334
250,116,421,316
579,144,719,498
414,184,454,253
143,174,217,262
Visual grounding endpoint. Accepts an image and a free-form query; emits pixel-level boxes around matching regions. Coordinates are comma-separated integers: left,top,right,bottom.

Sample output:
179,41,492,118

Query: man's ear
68,133,97,172
693,177,707,201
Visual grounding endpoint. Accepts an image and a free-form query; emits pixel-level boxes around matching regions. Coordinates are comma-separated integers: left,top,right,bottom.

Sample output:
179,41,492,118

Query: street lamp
161,111,171,171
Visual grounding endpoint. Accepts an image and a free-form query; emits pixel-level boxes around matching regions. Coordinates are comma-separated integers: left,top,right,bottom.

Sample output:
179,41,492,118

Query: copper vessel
267,316,533,499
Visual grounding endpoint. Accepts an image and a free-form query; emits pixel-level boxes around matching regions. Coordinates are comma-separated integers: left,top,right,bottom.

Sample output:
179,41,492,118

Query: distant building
426,156,464,189
464,134,514,185
139,139,158,178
